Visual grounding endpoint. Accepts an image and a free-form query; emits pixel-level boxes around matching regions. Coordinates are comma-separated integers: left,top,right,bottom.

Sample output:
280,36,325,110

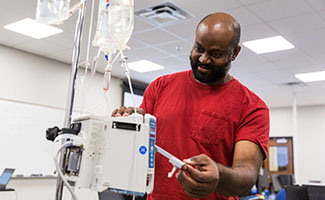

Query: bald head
196,12,241,50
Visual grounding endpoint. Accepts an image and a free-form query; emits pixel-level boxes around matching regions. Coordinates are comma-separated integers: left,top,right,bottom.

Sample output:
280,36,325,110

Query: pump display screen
150,127,155,133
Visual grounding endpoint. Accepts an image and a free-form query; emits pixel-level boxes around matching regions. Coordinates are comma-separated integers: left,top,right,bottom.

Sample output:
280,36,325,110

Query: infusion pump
47,114,156,196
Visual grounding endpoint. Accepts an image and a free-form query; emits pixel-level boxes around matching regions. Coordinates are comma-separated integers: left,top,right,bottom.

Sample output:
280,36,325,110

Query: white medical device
48,114,156,197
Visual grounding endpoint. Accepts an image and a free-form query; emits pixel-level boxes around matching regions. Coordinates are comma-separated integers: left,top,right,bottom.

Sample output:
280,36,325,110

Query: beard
190,55,231,84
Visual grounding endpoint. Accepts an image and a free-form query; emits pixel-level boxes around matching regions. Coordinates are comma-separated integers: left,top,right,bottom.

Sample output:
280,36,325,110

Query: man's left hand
176,154,220,199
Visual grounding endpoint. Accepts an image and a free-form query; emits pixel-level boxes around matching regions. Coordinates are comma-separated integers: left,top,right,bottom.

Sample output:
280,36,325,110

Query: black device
0,168,15,191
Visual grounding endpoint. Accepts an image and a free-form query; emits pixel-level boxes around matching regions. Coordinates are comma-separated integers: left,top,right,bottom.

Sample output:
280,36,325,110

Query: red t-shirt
140,70,269,200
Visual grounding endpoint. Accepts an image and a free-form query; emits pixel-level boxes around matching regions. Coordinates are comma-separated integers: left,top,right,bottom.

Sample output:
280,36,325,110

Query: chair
271,174,282,193
275,188,286,200
305,185,325,200
257,169,269,194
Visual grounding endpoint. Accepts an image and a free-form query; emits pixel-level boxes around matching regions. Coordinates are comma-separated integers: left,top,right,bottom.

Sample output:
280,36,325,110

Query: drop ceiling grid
247,0,314,22
172,0,242,18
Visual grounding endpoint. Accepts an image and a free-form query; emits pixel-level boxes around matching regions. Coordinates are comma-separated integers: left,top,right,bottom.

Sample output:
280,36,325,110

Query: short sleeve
235,105,270,160
140,77,163,115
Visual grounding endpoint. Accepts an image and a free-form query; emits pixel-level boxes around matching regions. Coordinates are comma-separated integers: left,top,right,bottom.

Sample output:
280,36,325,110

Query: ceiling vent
281,81,308,88
135,2,194,27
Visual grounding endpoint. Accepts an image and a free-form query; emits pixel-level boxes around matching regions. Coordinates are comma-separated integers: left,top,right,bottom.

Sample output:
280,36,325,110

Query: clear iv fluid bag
108,0,134,50
92,0,118,52
92,0,134,53
36,0,70,25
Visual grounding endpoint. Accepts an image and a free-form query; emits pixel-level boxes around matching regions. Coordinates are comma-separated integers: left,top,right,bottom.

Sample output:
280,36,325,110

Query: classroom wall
270,105,325,185
0,44,122,115
0,44,123,200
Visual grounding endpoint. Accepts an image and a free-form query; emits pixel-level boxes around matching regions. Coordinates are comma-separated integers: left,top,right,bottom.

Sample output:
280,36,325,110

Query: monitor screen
0,168,15,186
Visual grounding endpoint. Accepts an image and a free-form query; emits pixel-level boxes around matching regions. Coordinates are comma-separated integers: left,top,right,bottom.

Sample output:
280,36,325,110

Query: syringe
155,145,185,178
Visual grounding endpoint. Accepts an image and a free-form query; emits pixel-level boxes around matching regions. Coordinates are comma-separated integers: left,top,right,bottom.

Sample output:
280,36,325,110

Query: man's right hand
111,106,145,117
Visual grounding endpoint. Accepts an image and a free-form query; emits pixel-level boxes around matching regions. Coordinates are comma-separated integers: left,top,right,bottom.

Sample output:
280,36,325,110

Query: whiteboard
0,99,67,176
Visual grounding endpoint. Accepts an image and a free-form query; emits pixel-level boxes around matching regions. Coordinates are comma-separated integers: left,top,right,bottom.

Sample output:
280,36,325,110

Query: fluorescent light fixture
128,60,164,73
4,18,63,39
295,71,325,83
242,36,294,54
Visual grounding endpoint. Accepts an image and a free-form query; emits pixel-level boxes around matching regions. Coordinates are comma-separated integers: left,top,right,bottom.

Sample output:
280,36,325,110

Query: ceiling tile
163,19,198,40
45,49,73,64
288,28,325,48
132,28,180,46
307,0,325,11
236,50,269,66
155,40,192,55
43,31,75,49
151,56,187,70
262,49,312,63
172,0,241,18
268,13,325,39
248,0,313,22
285,65,322,74
256,69,298,84
134,0,167,12
175,53,191,62
15,40,66,56
262,49,318,70
228,7,262,26
0,29,31,47
230,66,273,98
126,38,149,50
319,10,325,21
237,0,269,6
241,23,277,42
133,17,156,34
125,47,170,61
238,60,283,73
0,8,23,26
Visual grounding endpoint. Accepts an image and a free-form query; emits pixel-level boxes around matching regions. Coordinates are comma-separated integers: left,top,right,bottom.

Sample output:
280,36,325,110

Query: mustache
194,60,213,69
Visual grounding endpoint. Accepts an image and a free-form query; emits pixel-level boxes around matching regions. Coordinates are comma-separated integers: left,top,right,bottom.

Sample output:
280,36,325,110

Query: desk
0,190,16,200
8,177,98,200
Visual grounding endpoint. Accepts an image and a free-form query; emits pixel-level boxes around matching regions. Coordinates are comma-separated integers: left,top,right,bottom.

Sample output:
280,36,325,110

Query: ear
231,44,241,61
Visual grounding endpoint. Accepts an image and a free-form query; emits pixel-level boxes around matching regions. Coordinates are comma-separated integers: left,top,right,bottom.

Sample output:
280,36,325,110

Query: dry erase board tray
12,175,57,179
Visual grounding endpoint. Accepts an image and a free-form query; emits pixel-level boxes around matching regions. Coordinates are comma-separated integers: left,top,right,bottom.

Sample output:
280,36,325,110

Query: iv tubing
120,50,137,114
91,48,101,76
111,51,121,65
82,52,120,114
103,90,111,115
84,0,95,74
53,142,79,200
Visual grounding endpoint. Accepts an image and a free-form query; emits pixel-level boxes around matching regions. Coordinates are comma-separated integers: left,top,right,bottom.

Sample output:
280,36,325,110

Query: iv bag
108,0,134,51
92,0,134,53
36,0,71,25
92,0,118,52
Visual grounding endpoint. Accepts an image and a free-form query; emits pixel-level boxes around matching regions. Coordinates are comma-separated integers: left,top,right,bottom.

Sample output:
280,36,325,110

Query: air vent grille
135,2,194,27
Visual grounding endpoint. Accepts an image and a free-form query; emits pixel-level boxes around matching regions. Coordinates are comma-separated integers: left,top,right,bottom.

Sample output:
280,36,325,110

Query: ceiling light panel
4,18,63,39
128,60,164,73
242,36,294,54
295,71,325,82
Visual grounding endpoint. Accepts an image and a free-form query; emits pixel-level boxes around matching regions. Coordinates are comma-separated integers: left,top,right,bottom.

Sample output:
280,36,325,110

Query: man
112,12,269,200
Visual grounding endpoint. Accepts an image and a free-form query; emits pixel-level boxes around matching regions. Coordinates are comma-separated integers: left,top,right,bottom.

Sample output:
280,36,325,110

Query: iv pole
57,0,87,199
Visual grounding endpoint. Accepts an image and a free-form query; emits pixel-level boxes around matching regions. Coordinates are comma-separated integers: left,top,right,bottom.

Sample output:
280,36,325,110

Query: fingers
111,106,145,117
111,106,126,117
136,108,145,116
177,169,214,198
124,107,134,116
177,154,220,199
